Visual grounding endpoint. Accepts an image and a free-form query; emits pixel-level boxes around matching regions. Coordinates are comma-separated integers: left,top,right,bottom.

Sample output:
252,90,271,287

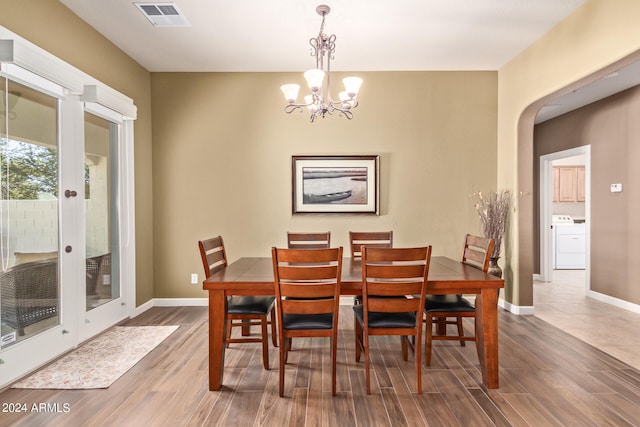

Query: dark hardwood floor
2,306,640,426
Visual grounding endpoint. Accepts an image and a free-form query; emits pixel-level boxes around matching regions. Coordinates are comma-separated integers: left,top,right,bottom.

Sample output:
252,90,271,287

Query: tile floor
533,269,640,369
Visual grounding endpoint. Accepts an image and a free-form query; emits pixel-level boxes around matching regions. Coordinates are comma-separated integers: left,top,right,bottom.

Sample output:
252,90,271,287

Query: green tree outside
1,138,58,200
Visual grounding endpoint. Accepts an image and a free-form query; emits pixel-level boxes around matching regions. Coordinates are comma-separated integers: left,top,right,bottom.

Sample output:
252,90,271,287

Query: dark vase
488,257,502,278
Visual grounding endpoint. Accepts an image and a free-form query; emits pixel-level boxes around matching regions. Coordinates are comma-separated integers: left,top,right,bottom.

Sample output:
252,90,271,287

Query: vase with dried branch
472,190,511,277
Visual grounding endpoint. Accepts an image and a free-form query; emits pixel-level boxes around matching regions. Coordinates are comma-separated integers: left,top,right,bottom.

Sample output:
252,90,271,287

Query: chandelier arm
284,104,308,114
340,110,354,120
284,104,301,114
326,103,354,120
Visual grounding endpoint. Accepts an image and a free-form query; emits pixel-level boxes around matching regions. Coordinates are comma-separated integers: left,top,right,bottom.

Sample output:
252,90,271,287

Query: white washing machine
552,215,586,269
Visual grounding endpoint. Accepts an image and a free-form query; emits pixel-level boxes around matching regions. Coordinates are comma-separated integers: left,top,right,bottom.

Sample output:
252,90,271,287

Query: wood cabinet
576,166,585,202
553,166,585,202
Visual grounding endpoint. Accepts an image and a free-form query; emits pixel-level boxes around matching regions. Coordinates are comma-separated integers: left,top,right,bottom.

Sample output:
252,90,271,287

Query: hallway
534,269,640,370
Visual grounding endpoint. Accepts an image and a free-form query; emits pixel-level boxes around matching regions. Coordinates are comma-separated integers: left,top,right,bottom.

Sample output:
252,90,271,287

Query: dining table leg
208,290,227,391
474,287,499,389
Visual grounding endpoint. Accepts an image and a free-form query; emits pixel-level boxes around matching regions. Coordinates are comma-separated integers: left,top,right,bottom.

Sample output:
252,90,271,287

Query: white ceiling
57,0,640,123
59,0,585,72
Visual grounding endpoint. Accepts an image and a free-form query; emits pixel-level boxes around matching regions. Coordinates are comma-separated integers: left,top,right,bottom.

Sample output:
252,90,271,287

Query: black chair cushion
424,294,474,313
282,313,333,330
227,296,275,315
353,305,417,328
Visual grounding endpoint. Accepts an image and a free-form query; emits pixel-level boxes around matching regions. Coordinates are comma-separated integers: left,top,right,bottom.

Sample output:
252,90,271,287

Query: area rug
12,325,179,389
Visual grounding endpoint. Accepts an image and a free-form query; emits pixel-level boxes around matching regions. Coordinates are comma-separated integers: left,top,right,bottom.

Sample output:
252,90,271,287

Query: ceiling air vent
134,3,190,27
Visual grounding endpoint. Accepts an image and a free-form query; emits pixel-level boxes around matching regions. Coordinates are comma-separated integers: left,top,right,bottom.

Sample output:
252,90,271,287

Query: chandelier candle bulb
281,84,301,103
304,69,325,92
343,77,363,98
281,4,363,122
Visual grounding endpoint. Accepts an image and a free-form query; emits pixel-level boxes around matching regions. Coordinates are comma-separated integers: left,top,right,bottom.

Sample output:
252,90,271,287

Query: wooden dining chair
354,246,432,394
198,236,277,370
423,234,494,366
271,246,343,397
350,231,393,327
349,231,393,308
284,231,332,351
286,231,331,249
349,231,393,258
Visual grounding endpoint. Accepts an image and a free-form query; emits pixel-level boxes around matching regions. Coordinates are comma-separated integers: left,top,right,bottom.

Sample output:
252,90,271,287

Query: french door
0,74,75,382
0,60,134,386
79,104,129,340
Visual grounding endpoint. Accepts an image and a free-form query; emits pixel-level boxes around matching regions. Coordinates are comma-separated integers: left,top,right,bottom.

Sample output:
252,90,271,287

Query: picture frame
292,155,379,215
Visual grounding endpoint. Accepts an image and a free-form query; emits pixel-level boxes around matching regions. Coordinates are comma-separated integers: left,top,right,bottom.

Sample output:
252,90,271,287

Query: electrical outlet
191,273,199,284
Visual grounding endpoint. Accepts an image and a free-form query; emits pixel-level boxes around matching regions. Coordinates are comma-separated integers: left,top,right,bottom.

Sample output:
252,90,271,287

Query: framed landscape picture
292,155,379,214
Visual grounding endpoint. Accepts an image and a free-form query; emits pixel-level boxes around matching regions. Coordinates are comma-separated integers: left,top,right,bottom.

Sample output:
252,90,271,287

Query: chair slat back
461,234,494,272
349,231,393,258
198,236,228,278
361,246,432,315
367,296,422,313
272,247,342,316
281,298,336,315
286,232,331,249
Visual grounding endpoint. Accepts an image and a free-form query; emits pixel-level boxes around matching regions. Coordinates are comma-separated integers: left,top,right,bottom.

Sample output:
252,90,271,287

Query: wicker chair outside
1,259,59,336
86,255,101,296
99,253,111,283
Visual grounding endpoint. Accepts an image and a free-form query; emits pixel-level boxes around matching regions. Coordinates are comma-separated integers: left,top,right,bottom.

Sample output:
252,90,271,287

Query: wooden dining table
202,256,504,391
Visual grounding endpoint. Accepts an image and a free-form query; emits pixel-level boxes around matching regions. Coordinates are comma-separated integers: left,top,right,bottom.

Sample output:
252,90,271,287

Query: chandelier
280,5,363,122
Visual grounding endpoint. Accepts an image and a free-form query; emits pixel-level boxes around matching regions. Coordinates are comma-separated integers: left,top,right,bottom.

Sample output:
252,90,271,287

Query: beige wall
534,86,640,304
0,0,155,305
151,71,498,297
498,0,640,307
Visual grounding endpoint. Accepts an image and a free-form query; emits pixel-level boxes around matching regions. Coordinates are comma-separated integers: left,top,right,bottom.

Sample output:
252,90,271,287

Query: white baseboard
131,298,206,317
498,291,640,317
499,298,535,315
132,299,154,317
153,298,208,307
587,290,640,314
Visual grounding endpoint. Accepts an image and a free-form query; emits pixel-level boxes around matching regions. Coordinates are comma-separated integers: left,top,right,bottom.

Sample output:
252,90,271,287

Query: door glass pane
0,78,59,348
85,112,119,311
